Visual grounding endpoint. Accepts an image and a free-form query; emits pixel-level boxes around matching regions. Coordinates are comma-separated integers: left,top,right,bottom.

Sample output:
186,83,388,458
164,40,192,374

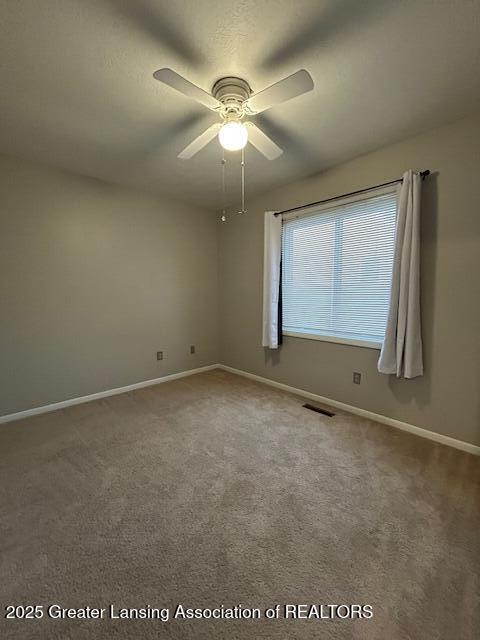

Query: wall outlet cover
190,345,195,354
353,372,361,384
157,351,163,361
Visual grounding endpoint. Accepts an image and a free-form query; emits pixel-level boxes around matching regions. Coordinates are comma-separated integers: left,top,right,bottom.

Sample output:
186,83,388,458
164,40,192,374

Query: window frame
281,185,398,351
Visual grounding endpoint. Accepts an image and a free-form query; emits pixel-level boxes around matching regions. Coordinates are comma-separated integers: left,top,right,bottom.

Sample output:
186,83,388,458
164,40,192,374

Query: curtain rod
274,170,431,217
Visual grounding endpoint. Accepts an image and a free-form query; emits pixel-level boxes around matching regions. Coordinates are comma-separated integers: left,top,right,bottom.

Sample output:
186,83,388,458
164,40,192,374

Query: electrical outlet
353,372,361,385
190,345,195,354
156,351,163,361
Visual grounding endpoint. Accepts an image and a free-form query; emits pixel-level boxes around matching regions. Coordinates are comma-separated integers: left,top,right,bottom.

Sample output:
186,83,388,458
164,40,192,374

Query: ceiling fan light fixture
218,122,248,151
154,68,314,159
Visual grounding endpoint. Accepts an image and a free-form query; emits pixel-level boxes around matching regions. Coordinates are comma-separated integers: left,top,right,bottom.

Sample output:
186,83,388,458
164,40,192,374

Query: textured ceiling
1,0,480,210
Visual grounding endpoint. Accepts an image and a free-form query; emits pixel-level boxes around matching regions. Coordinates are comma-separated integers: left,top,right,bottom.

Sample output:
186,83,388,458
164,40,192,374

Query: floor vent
303,403,335,417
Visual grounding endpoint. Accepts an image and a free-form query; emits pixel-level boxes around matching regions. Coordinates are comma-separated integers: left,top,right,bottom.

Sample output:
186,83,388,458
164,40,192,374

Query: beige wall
0,154,219,415
219,112,480,446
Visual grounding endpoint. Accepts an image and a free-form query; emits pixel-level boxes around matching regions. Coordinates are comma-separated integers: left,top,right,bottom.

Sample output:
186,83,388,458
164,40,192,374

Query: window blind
281,191,397,345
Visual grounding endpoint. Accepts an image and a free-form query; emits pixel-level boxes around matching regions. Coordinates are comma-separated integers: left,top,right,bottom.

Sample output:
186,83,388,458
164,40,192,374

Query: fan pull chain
220,149,227,223
239,147,246,214
220,147,247,222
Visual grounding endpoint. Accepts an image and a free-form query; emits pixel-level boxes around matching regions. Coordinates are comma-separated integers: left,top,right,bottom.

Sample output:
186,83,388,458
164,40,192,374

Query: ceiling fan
153,68,314,160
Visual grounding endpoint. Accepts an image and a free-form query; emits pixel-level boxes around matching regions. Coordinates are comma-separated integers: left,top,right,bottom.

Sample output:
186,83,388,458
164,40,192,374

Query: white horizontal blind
282,191,397,344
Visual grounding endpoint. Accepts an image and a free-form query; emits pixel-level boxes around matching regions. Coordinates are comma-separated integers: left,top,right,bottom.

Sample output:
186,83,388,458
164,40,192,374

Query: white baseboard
218,364,480,456
3,362,478,456
0,364,220,425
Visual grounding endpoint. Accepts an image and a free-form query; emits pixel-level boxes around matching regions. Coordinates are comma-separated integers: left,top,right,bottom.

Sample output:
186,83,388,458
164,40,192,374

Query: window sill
282,331,382,350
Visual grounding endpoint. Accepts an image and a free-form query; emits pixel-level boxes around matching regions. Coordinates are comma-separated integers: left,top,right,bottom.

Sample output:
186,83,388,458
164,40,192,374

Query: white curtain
262,211,282,349
378,170,423,378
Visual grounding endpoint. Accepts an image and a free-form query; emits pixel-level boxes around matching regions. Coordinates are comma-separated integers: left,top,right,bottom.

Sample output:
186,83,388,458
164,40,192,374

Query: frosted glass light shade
218,122,248,151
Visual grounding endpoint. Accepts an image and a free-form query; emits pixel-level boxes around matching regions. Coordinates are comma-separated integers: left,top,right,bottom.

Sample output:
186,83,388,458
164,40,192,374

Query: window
281,189,397,348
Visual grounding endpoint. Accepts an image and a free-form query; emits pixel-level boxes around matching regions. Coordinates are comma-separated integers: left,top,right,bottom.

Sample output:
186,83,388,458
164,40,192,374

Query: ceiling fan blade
246,123,283,160
246,69,314,114
153,68,221,111
178,123,221,159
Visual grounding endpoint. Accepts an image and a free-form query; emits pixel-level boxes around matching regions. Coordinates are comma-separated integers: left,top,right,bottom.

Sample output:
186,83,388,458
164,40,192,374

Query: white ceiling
1,0,480,210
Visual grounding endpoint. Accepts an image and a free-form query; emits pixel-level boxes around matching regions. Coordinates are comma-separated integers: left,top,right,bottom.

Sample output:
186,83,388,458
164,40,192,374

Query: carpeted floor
1,369,479,639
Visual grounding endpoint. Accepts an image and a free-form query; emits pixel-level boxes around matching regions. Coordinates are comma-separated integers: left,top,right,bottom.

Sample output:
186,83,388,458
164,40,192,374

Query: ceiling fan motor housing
212,77,252,120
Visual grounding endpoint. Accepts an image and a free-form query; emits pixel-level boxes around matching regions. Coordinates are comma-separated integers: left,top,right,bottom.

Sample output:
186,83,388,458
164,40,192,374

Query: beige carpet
1,369,479,640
